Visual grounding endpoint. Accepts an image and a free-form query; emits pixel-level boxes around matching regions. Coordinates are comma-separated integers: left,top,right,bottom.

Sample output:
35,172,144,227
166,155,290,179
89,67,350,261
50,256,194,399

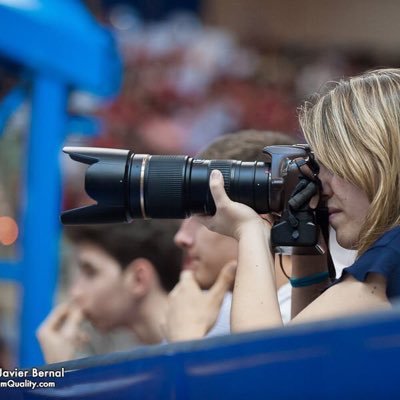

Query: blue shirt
339,226,400,301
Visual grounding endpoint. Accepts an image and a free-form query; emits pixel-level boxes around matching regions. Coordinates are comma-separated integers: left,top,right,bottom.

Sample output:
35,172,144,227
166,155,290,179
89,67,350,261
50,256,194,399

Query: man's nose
174,218,197,248
69,280,84,302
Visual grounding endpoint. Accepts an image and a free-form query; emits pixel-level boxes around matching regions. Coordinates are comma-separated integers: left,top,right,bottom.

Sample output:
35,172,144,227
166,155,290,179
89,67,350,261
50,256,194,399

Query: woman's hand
194,170,268,240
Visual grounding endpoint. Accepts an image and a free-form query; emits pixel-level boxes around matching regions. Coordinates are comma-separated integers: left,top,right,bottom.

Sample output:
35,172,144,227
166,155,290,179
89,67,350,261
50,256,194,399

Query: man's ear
124,258,156,298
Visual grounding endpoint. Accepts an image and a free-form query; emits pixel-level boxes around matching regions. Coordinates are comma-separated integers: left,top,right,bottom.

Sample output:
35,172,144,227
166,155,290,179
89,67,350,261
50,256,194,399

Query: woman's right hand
194,169,269,240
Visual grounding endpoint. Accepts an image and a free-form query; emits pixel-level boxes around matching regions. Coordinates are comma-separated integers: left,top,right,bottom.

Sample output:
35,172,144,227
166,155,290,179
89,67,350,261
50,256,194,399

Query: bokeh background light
0,216,19,246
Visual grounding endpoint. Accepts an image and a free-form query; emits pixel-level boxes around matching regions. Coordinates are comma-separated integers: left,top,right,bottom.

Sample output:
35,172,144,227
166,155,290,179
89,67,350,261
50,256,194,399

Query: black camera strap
289,162,336,282
316,207,337,282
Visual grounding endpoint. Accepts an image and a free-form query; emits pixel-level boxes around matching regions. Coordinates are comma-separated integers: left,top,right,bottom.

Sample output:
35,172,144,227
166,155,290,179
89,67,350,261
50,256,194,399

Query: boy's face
174,217,238,289
69,242,134,332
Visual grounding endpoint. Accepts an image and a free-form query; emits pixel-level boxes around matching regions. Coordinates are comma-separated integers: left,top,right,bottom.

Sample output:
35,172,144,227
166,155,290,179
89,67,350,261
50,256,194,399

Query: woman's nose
318,167,333,199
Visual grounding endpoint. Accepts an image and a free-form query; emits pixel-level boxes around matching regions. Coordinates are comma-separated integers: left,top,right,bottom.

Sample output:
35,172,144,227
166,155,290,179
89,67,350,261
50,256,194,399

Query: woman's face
318,164,371,249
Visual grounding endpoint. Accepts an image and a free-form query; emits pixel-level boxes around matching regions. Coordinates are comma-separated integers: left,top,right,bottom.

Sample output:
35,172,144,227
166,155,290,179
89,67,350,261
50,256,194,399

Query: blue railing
0,0,121,367
2,307,400,399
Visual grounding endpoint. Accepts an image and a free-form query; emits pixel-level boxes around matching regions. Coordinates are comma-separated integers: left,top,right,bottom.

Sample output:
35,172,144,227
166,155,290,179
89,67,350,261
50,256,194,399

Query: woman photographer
198,68,399,331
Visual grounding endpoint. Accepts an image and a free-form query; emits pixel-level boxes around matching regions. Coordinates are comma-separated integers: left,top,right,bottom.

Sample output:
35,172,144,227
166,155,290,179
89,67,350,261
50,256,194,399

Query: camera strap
316,207,336,282
290,159,336,281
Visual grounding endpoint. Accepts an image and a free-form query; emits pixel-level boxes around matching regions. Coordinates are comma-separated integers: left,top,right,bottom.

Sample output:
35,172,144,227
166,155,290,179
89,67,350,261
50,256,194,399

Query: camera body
61,145,324,254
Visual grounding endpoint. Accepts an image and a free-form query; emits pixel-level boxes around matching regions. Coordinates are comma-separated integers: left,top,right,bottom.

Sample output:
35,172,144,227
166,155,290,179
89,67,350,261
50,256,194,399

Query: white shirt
206,284,292,338
329,227,357,277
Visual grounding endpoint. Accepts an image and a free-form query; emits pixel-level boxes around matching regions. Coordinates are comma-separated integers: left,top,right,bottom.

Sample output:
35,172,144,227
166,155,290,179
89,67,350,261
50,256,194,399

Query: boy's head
174,130,295,289
65,220,181,331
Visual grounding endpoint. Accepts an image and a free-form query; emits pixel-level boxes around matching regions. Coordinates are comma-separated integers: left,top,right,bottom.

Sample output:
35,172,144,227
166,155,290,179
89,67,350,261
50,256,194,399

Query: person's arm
290,253,329,318
291,272,390,323
196,170,283,332
231,221,283,331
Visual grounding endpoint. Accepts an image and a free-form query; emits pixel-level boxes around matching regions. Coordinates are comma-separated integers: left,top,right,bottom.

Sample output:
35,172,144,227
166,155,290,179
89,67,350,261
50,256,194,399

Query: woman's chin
335,232,357,250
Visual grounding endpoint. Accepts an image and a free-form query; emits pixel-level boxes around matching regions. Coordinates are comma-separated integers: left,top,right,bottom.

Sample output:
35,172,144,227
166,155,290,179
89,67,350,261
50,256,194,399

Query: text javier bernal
0,368,65,378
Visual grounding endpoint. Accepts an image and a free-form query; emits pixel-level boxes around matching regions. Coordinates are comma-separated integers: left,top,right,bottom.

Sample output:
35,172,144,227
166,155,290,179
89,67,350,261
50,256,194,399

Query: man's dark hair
64,220,181,292
198,130,295,161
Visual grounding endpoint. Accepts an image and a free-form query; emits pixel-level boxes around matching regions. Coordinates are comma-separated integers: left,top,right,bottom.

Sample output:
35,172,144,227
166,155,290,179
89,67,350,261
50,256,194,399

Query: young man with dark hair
37,220,181,363
164,130,295,341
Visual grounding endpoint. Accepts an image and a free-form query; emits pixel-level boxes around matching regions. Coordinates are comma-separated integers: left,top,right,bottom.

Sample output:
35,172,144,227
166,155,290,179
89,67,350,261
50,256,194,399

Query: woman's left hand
194,170,268,240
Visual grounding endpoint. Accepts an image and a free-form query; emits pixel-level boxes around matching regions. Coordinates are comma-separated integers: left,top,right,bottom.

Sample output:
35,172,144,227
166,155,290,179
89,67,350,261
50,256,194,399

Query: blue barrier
0,0,120,97
0,0,121,367
1,308,400,399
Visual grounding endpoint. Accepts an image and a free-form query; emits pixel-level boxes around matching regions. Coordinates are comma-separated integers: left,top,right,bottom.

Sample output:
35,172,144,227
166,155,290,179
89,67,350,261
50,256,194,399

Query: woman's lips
328,208,341,222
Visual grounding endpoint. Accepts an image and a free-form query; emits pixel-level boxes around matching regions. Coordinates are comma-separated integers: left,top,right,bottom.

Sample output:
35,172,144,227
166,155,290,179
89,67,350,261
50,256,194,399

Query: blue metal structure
2,307,400,399
0,0,121,367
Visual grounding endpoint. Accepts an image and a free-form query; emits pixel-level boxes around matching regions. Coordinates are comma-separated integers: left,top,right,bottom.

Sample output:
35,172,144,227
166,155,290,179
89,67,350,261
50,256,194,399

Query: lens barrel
127,155,271,219
60,147,275,225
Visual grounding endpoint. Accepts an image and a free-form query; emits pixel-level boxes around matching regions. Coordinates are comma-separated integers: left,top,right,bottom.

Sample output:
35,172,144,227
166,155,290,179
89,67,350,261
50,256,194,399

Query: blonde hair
299,68,400,255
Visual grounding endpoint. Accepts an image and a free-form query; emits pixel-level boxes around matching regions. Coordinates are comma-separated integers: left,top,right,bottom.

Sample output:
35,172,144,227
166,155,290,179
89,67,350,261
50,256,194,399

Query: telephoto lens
60,147,272,224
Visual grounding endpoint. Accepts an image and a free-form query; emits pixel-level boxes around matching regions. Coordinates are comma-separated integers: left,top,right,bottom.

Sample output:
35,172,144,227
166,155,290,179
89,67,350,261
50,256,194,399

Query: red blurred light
0,216,19,246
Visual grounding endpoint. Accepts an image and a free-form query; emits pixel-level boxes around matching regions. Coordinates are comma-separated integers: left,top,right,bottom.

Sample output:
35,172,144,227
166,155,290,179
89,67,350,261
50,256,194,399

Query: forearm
290,254,329,318
231,222,283,332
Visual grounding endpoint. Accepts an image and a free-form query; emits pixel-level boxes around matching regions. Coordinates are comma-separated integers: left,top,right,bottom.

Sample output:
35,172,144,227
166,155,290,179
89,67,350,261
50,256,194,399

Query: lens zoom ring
145,156,186,217
208,161,233,194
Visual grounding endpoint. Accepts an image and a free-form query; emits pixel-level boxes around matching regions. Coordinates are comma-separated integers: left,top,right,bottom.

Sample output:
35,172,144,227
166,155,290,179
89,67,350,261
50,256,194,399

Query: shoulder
340,226,400,299
355,225,400,269
292,272,390,324
372,225,400,249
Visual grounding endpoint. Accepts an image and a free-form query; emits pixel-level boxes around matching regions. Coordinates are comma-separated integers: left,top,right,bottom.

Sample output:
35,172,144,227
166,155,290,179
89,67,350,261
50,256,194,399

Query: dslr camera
61,145,326,255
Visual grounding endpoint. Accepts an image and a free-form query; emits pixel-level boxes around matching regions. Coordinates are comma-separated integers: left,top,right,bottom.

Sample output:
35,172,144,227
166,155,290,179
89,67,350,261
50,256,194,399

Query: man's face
69,242,134,332
174,217,238,289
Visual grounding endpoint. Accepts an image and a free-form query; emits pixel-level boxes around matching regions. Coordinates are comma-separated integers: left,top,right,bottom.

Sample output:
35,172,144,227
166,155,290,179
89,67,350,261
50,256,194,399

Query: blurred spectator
37,220,181,364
